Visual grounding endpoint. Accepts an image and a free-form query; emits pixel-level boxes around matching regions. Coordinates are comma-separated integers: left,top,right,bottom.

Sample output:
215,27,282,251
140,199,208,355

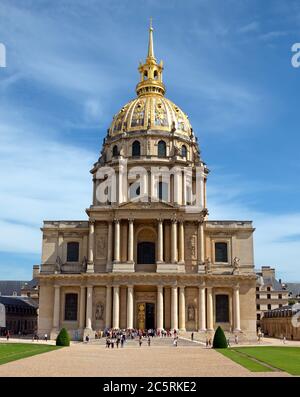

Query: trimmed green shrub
56,328,70,346
212,326,228,349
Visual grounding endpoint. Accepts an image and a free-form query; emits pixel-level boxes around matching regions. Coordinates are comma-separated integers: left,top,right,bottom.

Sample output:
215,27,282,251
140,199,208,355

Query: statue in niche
95,302,104,320
187,305,195,321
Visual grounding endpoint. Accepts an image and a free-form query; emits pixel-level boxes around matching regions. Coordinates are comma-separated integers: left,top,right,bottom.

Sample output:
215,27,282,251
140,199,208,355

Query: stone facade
37,24,257,341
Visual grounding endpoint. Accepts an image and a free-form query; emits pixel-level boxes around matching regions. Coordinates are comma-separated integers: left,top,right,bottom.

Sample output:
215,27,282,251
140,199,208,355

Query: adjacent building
261,305,300,341
37,24,257,341
0,296,38,336
256,266,289,329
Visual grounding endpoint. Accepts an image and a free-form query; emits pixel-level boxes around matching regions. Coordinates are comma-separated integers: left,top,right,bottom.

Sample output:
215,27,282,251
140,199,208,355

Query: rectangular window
64,293,78,321
257,314,261,321
279,294,282,299
214,242,228,263
216,295,229,322
256,294,259,299
67,242,79,262
268,304,271,310
267,294,271,299
256,304,260,310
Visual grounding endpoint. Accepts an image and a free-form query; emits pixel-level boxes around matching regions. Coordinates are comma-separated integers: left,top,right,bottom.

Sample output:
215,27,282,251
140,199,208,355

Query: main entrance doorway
136,302,155,329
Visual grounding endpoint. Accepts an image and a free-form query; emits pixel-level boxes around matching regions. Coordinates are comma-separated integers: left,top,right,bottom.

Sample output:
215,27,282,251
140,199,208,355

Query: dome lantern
136,19,165,97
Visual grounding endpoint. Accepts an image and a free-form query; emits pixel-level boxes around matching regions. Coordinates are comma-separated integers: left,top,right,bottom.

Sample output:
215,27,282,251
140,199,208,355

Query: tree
56,328,70,346
212,326,228,349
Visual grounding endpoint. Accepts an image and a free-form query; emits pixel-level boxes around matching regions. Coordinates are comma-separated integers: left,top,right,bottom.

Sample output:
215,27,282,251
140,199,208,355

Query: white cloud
0,112,93,255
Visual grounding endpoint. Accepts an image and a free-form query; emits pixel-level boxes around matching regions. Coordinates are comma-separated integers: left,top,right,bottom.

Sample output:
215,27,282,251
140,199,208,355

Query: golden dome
109,96,192,137
108,22,193,139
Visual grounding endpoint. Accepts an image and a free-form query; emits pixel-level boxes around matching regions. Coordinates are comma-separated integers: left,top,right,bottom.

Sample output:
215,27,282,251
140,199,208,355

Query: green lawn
218,346,300,375
0,343,61,365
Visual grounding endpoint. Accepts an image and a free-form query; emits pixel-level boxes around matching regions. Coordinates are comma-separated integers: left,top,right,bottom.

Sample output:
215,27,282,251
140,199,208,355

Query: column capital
233,284,240,291
89,219,96,225
54,284,61,289
128,218,134,223
114,218,120,224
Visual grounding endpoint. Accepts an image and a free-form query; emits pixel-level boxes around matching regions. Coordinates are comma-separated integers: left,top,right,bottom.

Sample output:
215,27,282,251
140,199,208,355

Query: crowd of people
85,328,180,348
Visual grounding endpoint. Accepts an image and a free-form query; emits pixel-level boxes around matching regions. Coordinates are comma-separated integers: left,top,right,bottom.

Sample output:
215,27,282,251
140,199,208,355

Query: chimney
32,265,40,279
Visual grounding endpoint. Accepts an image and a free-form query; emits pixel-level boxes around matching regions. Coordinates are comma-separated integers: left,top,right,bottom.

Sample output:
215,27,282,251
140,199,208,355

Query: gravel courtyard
0,338,290,377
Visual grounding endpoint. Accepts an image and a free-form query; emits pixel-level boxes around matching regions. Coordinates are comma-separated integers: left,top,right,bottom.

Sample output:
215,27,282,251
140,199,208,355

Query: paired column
114,219,120,262
127,286,134,329
157,219,164,262
171,286,178,330
206,287,214,331
105,286,112,328
233,286,241,331
113,285,120,329
179,286,186,331
52,285,60,329
85,286,93,329
79,286,86,329
157,285,164,330
107,221,113,270
128,220,134,262
171,220,178,263
198,285,206,331
178,221,185,263
87,220,95,273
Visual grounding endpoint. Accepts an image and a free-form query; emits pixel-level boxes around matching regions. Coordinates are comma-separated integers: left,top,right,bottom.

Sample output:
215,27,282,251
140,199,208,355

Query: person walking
6,330,10,341
191,332,194,341
147,336,151,347
44,333,48,342
139,335,142,347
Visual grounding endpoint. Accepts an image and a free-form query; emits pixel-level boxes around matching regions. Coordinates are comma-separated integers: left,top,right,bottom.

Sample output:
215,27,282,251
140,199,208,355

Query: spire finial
147,17,155,60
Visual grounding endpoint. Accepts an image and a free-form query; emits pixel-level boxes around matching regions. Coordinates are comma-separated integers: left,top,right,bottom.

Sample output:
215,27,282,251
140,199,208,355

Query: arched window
132,140,141,157
67,242,79,262
64,293,78,321
181,145,187,158
158,140,166,157
216,295,229,322
112,145,119,157
154,70,158,80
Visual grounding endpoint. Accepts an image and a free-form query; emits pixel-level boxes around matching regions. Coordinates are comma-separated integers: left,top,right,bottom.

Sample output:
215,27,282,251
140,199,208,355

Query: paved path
0,339,290,377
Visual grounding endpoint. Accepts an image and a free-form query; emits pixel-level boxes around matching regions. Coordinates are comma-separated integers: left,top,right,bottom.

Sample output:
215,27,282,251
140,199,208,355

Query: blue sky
0,0,299,281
